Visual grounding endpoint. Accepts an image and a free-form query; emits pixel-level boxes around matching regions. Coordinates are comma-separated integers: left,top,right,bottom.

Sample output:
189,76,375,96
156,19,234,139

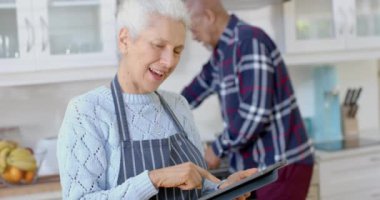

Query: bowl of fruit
0,140,40,186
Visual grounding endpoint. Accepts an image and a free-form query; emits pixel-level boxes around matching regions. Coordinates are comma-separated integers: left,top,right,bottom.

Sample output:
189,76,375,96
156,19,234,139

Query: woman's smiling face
119,15,186,93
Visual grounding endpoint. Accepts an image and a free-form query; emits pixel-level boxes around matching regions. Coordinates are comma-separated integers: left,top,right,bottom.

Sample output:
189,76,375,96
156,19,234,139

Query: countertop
315,131,380,161
0,175,61,200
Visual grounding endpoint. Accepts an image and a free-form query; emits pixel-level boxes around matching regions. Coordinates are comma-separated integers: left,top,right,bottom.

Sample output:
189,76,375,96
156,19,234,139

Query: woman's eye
154,44,164,48
174,47,184,55
174,50,182,55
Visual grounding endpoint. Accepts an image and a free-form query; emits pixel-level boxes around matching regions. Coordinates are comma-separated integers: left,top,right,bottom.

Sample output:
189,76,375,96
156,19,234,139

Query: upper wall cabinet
284,0,380,54
222,0,284,10
348,0,380,49
0,0,117,73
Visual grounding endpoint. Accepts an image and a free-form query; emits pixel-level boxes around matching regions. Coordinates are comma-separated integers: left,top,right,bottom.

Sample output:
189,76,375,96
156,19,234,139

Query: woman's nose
161,50,176,67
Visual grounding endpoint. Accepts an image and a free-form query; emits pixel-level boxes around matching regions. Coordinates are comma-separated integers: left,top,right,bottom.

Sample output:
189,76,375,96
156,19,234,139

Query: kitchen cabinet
222,0,284,10
308,140,380,200
0,0,33,72
0,0,117,74
284,0,380,54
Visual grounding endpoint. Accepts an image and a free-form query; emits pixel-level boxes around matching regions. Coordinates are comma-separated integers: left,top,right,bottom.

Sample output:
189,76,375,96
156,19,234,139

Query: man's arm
212,38,275,157
181,61,216,109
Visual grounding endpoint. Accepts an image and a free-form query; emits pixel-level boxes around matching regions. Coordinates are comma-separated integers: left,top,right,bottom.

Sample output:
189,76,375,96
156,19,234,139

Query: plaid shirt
181,15,314,172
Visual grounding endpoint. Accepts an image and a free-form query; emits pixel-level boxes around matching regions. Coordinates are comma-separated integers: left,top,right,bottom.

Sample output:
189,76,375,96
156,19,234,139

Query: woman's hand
149,162,220,190
219,168,258,200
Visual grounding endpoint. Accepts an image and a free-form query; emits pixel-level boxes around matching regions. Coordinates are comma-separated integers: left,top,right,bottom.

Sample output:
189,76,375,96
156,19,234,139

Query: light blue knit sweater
57,86,217,199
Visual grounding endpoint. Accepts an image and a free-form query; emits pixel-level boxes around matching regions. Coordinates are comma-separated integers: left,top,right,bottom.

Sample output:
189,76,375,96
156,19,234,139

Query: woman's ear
118,27,130,54
204,9,216,25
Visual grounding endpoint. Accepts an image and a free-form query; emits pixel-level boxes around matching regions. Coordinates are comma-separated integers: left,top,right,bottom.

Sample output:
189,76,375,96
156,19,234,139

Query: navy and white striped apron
111,76,207,200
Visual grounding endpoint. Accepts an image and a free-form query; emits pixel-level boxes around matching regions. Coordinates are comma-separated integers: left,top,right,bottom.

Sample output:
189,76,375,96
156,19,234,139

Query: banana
8,148,35,162
0,147,12,173
7,158,37,171
0,141,17,152
6,147,37,171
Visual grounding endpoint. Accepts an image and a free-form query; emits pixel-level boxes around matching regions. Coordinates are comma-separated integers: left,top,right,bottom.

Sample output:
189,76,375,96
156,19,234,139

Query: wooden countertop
0,175,61,199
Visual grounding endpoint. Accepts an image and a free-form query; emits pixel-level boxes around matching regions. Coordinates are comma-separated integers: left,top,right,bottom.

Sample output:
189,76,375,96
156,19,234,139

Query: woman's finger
196,165,220,183
240,168,258,179
177,179,202,190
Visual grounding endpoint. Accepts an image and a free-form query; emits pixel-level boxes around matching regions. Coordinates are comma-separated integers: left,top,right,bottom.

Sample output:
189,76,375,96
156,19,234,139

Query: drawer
319,152,380,197
323,187,380,200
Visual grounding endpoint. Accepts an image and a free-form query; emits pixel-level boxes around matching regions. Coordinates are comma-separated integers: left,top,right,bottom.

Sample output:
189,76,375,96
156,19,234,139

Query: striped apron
111,76,207,200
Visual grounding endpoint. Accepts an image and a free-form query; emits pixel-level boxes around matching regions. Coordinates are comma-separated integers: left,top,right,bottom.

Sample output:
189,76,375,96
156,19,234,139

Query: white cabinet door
0,0,36,73
33,0,117,70
284,0,346,53
284,0,380,54
319,151,380,199
347,0,380,49
325,187,380,200
0,0,117,74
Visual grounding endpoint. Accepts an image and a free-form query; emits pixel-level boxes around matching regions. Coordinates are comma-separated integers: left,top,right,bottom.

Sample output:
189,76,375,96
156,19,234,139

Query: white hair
117,0,190,39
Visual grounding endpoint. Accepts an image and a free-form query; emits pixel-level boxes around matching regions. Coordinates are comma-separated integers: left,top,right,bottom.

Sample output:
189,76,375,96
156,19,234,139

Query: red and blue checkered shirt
181,15,314,172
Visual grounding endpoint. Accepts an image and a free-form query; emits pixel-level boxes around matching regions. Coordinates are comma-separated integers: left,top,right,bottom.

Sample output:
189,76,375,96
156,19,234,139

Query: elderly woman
57,0,256,199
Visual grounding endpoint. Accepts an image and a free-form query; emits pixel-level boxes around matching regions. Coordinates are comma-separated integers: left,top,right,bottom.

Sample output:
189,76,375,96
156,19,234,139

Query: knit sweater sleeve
57,98,158,200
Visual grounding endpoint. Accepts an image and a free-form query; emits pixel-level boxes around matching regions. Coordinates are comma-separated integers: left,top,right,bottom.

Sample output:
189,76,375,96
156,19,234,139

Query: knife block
341,106,359,139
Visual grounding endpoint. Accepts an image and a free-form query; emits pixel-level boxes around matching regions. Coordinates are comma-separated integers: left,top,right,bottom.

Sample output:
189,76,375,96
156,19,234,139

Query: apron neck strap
111,75,130,141
155,91,186,136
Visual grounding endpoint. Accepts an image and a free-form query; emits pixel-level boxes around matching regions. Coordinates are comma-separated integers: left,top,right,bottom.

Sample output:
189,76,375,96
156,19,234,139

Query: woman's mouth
149,67,165,80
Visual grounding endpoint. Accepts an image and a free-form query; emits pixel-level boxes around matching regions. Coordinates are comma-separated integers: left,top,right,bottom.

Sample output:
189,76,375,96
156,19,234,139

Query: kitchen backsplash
0,79,108,148
0,55,379,150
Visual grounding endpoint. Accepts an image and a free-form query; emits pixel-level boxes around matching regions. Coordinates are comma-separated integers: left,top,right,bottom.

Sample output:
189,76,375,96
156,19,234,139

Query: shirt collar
212,14,239,59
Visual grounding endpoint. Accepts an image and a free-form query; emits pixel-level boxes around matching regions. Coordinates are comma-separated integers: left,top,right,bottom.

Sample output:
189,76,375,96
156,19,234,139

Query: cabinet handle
25,19,30,52
370,157,380,162
338,7,347,36
371,193,380,198
348,6,356,35
24,18,35,52
40,17,49,52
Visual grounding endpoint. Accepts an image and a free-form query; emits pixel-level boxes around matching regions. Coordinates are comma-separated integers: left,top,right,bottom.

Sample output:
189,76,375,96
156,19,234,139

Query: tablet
199,160,287,200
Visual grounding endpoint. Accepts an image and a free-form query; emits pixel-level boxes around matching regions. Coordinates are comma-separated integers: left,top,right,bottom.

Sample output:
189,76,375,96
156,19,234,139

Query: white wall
287,67,315,117
0,79,108,148
336,60,380,132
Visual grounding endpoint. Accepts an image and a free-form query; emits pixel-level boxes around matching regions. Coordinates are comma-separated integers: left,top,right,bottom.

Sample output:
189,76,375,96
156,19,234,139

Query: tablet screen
199,160,287,200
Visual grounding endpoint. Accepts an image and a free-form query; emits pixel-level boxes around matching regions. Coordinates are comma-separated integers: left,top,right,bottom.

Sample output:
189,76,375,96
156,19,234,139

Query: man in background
181,0,314,199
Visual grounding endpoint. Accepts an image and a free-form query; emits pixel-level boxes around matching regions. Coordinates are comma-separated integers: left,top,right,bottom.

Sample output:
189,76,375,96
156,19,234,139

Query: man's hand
219,168,258,200
205,146,221,169
149,162,220,190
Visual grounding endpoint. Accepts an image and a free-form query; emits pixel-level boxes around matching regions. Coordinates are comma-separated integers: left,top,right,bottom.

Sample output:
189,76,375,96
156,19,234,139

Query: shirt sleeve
212,38,275,157
57,99,158,200
181,60,216,109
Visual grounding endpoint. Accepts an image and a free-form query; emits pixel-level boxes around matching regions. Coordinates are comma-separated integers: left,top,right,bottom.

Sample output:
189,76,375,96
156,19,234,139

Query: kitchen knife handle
352,87,362,105
344,88,352,106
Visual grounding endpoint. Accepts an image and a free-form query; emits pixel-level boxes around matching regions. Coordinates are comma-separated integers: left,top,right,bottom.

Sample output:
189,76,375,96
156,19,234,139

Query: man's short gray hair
117,0,190,39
